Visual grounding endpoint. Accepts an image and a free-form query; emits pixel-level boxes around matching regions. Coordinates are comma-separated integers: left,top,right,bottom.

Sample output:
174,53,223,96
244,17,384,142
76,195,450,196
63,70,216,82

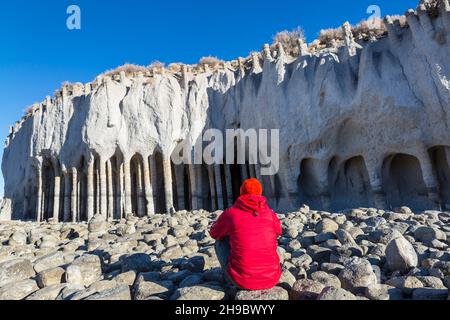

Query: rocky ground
0,206,449,300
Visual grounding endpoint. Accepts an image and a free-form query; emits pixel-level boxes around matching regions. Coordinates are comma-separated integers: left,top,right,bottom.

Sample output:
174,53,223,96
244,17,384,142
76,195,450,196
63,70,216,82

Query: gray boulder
69,254,102,287
317,287,357,300
414,227,446,243
365,284,403,300
121,253,153,273
290,279,326,300
86,285,132,300
338,257,377,292
311,271,341,288
0,258,35,287
170,285,226,300
386,237,418,273
0,279,39,300
235,287,289,300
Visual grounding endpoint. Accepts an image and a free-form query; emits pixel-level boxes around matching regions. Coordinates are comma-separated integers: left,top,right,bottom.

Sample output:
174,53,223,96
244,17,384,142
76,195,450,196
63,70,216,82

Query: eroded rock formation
2,0,450,221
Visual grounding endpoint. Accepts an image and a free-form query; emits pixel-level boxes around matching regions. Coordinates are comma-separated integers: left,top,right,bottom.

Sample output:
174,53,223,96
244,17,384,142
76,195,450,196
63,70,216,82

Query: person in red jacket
210,178,282,291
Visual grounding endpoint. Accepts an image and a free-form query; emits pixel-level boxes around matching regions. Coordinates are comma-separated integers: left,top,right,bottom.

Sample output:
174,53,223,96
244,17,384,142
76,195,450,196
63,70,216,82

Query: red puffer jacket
210,194,282,290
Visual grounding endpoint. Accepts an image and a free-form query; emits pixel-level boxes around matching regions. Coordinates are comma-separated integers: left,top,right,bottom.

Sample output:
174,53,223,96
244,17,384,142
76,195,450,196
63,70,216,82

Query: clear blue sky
0,0,418,198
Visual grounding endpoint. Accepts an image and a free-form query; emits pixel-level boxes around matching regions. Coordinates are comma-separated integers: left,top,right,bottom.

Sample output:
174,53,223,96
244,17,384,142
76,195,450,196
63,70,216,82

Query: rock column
142,156,155,216
87,161,94,221
63,171,71,222
315,160,331,210
163,154,175,214
149,155,158,209
445,147,450,166
136,160,145,217
36,166,43,222
418,151,441,209
71,168,78,222
116,159,123,219
107,159,114,220
95,164,100,214
255,164,264,183
53,173,61,222
99,159,107,217
124,160,133,215
366,158,387,209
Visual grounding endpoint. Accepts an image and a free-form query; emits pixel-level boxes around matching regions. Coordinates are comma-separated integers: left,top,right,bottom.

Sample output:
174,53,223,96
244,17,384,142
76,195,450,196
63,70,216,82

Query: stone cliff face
2,0,450,221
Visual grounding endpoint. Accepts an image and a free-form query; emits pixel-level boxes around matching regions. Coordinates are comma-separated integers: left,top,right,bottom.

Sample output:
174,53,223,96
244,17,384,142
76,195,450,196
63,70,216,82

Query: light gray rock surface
317,287,357,300
385,237,418,272
338,257,378,292
2,0,450,219
235,287,289,300
0,258,35,287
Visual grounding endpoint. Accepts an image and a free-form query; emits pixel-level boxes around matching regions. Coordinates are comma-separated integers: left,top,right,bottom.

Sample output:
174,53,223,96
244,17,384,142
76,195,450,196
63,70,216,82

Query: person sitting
210,178,282,290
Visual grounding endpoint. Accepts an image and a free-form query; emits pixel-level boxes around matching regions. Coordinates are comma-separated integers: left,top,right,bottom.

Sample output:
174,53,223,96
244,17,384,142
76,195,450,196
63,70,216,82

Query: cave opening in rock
153,152,166,214
78,155,88,221
228,138,243,203
130,155,139,216
429,146,450,207
42,158,55,221
382,153,429,210
104,154,118,220
93,156,100,215
172,161,184,212
183,165,192,211
58,174,66,222
328,156,372,210
230,163,242,203
219,164,228,208
114,152,124,220
200,164,213,211
298,158,323,210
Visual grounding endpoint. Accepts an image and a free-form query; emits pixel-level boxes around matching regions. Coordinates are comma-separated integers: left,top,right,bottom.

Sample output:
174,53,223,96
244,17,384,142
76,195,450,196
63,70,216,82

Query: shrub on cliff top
317,17,389,47
272,27,305,56
167,63,184,73
318,28,345,46
198,56,224,69
148,61,165,73
103,63,148,77
352,17,388,41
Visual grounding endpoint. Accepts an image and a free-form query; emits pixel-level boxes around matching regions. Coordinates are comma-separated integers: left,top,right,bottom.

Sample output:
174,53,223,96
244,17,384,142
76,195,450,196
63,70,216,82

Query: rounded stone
290,279,326,300
235,287,289,300
338,258,378,292
317,287,357,300
386,236,418,273
311,271,341,288
365,284,403,300
315,218,339,234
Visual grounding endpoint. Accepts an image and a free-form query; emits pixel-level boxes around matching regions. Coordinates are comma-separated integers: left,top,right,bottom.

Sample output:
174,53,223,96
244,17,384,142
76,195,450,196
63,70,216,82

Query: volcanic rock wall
2,0,450,221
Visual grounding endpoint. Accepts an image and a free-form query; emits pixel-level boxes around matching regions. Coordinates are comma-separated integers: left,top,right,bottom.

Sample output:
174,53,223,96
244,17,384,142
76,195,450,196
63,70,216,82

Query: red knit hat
240,178,263,196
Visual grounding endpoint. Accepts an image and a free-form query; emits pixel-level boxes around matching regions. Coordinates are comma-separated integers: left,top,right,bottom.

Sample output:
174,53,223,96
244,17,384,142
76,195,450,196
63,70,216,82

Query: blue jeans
214,238,240,288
